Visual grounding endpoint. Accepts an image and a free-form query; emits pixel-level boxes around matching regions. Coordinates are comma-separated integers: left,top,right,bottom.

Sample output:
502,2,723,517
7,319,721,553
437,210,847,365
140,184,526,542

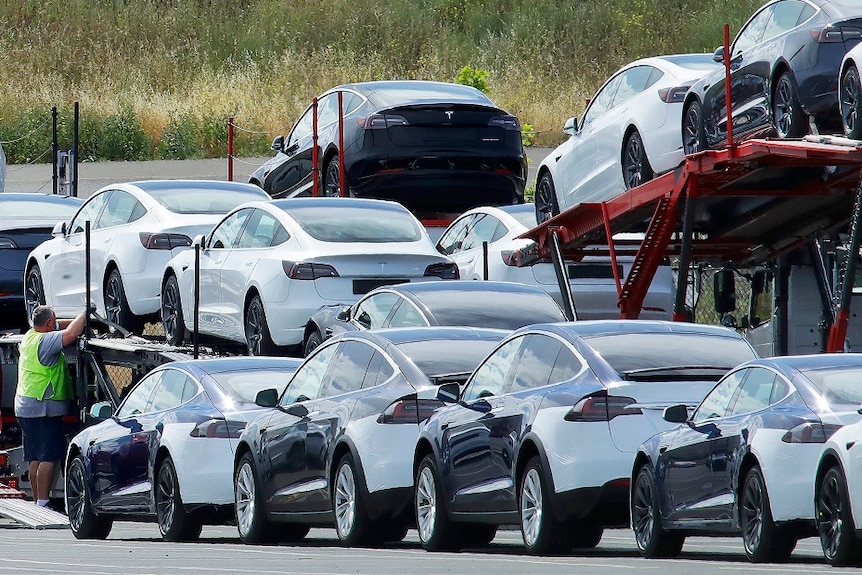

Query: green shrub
455,66,490,94
158,112,201,160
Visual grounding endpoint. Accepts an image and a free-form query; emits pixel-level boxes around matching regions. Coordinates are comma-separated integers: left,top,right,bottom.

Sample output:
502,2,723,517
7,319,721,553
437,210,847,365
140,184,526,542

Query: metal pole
338,91,346,197
673,187,696,322
312,97,320,196
73,102,79,197
724,24,734,150
85,220,91,339
227,117,234,182
549,229,577,321
828,178,862,352
194,243,200,359
482,241,489,281
52,107,58,196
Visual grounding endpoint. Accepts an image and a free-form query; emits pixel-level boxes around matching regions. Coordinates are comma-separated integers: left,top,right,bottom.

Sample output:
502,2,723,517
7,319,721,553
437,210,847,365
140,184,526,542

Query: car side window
692,369,747,422
507,335,564,393
98,190,146,229
461,214,504,251
69,191,111,235
763,0,807,39
727,367,778,416
612,66,654,107
209,208,252,249
341,92,365,116
362,351,396,388
437,215,473,255
317,93,340,128
320,341,376,397
271,221,291,246
116,371,162,418
462,337,524,402
288,106,314,148
281,343,338,405
581,74,623,129
149,369,197,413
238,210,285,248
387,300,428,328
353,292,400,330
549,346,584,383
733,6,772,55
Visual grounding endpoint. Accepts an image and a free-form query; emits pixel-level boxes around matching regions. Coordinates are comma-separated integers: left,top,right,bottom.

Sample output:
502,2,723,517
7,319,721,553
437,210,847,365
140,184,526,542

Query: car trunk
383,104,509,149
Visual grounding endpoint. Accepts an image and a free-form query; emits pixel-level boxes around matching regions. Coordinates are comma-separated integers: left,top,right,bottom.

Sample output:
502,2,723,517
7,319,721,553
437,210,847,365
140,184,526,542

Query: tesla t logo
445,111,453,120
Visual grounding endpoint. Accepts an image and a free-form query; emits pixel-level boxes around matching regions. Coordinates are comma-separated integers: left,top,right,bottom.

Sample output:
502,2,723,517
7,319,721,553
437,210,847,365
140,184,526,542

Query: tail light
0,477,19,491
189,419,246,439
139,232,192,250
364,114,409,130
811,25,862,43
488,115,521,130
282,261,340,280
0,452,8,467
565,394,641,422
0,238,17,249
658,85,691,103
378,399,443,424
424,262,459,279
781,421,843,443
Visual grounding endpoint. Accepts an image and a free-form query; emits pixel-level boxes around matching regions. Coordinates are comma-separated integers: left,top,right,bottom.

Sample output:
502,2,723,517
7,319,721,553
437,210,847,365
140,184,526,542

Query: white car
436,204,674,319
839,42,862,139
160,197,459,355
534,54,721,222
24,180,268,332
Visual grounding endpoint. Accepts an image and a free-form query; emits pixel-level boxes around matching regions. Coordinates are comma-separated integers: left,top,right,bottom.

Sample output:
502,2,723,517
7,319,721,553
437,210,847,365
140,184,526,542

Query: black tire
631,463,684,558
323,156,341,197
66,455,113,540
818,466,862,566
740,465,796,562
333,452,378,547
622,130,654,189
245,295,276,356
841,64,862,140
235,452,273,544
535,172,560,224
105,268,144,334
304,328,323,357
773,71,807,139
161,274,186,346
24,265,46,325
379,521,410,543
570,521,603,549
682,99,707,155
461,523,498,548
156,457,201,542
273,523,311,542
520,456,569,555
415,454,461,551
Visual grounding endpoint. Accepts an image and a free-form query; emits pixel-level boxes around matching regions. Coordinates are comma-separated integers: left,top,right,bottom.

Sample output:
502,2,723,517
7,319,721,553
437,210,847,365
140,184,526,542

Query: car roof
747,353,862,372
270,196,409,212
343,326,509,346
157,356,303,375
520,320,742,339
122,180,268,194
332,80,498,109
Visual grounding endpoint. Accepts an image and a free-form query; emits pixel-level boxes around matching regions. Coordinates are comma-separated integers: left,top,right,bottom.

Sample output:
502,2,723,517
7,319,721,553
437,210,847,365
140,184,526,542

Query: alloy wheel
632,470,655,551
623,134,646,188
156,464,177,534
67,460,86,532
682,102,703,155
334,462,357,538
235,461,256,538
774,78,796,138
161,280,181,341
842,67,861,137
105,275,123,325
245,305,264,356
25,267,45,321
741,474,764,553
520,467,543,547
416,465,438,543
819,471,844,561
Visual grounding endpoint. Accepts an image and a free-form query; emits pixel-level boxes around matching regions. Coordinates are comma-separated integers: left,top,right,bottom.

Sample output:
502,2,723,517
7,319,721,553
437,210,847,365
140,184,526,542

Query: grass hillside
0,0,762,162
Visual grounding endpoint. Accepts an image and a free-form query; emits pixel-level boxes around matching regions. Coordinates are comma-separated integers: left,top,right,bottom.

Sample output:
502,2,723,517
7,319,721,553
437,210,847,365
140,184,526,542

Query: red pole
312,97,319,196
724,24,734,150
338,91,346,197
227,117,234,182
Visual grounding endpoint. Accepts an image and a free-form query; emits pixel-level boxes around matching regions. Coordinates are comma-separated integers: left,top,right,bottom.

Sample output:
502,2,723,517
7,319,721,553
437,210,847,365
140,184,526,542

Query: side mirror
51,221,66,237
336,306,351,322
271,135,285,152
713,268,736,315
286,403,309,418
663,404,689,424
563,117,577,136
255,388,278,408
89,401,113,419
436,382,460,403
713,45,725,63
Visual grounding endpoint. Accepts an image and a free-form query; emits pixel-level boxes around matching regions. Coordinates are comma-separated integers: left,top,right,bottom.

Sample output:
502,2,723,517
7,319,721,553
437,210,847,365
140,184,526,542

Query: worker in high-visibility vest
16,305,86,507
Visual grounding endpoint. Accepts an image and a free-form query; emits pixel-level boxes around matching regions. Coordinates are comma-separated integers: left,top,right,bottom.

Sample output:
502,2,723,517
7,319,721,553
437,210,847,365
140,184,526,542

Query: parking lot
0,524,834,575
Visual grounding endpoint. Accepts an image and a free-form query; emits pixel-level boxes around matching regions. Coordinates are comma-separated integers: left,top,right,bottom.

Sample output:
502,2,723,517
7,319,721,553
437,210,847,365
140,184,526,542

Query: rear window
663,54,721,71
800,366,862,408
147,187,266,214
209,368,296,402
421,291,564,329
584,333,757,380
287,205,422,243
1,199,80,219
396,339,500,379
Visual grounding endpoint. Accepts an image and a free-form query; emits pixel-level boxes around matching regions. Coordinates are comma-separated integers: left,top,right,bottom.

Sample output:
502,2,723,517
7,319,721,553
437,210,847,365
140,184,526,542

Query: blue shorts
18,416,67,463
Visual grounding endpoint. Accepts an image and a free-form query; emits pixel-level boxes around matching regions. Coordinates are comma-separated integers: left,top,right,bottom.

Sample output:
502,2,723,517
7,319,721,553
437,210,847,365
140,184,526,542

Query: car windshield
418,290,564,329
288,205,422,242
147,187,266,214
396,339,500,378
584,333,757,381
800,366,862,408
0,199,80,219
209,368,294,402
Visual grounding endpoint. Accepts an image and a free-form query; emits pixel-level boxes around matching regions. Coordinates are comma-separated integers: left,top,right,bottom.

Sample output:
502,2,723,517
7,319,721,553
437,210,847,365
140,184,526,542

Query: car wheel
740,465,796,562
682,99,707,155
235,452,273,544
156,456,201,542
24,265,46,324
570,521,603,549
323,156,341,197
304,328,323,357
333,452,378,546
631,463,684,558
622,130,654,189
461,523,498,548
841,65,862,139
105,268,144,334
520,456,568,554
415,454,461,551
534,172,560,224
245,295,276,356
773,72,806,139
818,466,862,566
161,274,186,346
66,455,113,540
